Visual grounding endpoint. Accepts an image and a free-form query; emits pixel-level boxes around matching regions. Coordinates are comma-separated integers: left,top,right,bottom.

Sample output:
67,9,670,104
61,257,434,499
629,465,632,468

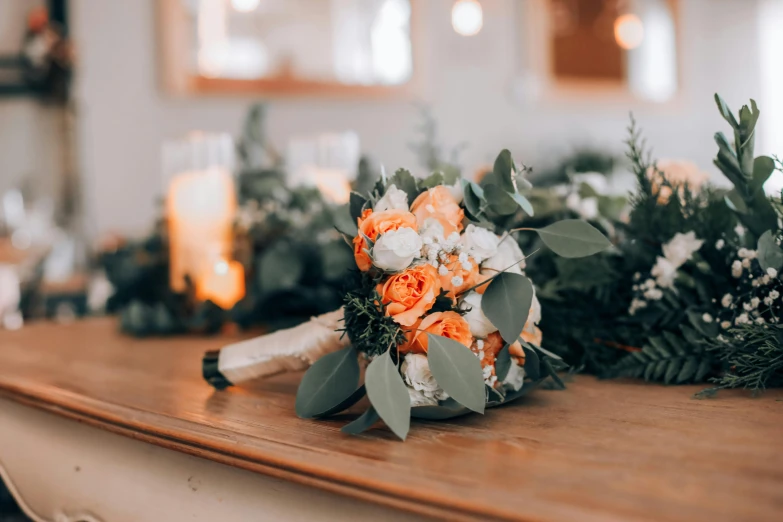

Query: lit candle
198,258,245,310
164,133,244,308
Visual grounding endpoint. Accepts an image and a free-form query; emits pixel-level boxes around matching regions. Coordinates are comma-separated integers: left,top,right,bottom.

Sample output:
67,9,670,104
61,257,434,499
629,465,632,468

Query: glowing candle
198,258,245,309
164,133,243,308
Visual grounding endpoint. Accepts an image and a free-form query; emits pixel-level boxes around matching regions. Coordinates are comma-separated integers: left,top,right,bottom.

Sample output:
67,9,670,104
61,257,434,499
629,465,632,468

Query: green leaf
714,94,739,129
664,360,680,384
724,189,749,214
411,397,470,420
676,358,698,383
511,192,534,217
482,272,534,344
296,346,360,418
492,149,516,193
426,334,486,413
535,220,611,258
349,192,367,222
757,230,783,272
494,344,511,381
484,184,518,215
314,386,366,419
420,172,444,189
364,350,411,440
523,345,540,380
751,156,775,192
390,168,419,203
541,359,565,389
440,165,461,186
332,203,358,237
687,310,719,338
258,242,304,292
462,180,485,219
695,357,713,382
342,406,380,435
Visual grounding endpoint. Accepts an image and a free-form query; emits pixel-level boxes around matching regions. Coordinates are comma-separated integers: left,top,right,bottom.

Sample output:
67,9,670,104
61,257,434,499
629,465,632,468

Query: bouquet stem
203,308,348,389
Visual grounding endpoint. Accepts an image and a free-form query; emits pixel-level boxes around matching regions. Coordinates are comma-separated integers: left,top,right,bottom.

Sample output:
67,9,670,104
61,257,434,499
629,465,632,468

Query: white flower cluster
629,232,704,315
719,247,781,328
402,353,449,407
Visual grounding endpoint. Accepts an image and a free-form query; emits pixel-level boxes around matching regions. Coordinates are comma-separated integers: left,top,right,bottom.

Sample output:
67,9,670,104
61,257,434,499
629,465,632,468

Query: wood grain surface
0,319,781,521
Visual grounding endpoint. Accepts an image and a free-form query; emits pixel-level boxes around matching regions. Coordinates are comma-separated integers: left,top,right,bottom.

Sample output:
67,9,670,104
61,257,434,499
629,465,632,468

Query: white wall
71,0,764,236
0,0,63,202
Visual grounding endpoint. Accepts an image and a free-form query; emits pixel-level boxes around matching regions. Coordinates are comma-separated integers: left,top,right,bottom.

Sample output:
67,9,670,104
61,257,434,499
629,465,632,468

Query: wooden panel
0,319,781,521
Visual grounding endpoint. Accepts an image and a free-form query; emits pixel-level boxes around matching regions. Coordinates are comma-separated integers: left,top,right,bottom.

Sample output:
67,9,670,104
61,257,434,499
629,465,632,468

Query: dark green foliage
341,272,406,358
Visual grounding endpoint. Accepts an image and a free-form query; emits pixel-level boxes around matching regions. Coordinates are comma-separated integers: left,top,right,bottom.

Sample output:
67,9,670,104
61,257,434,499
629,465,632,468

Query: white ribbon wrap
216,307,348,385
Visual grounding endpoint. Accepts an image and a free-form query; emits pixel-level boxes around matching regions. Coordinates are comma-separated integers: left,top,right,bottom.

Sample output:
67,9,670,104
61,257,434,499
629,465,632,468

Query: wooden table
0,319,781,521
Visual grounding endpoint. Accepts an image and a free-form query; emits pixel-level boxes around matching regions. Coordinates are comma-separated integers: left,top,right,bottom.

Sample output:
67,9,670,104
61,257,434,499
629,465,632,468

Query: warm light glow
230,0,260,13
313,169,353,205
199,259,245,310
167,168,237,296
452,0,483,37
614,14,645,50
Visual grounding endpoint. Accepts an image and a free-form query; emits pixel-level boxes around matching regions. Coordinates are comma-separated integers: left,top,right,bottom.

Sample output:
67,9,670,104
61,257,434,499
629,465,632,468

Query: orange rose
401,311,473,354
410,186,464,235
485,331,527,366
475,331,505,368
353,208,418,271
377,264,440,327
439,254,479,297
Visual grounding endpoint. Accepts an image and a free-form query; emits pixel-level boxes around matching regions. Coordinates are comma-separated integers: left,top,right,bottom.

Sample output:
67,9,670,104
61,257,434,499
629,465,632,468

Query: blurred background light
614,13,644,50
452,0,483,37
231,0,261,14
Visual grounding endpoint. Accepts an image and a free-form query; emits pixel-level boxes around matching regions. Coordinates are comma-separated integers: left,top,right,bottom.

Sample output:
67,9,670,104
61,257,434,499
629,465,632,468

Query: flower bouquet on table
203,150,611,439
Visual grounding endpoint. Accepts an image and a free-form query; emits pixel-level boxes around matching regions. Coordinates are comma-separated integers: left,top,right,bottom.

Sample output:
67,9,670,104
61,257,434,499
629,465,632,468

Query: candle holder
162,133,245,310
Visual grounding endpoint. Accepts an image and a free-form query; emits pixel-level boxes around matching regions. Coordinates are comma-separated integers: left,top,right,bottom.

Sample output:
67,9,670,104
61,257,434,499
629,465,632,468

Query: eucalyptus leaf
411,397,470,420
492,149,516,193
341,406,380,435
494,344,512,381
725,189,749,214
332,203,358,237
511,192,534,217
349,192,367,222
535,220,612,258
757,230,783,272
295,346,360,418
751,156,775,192
523,345,540,381
482,272,534,344
314,385,366,419
426,334,486,413
484,184,518,215
365,350,411,440
463,182,483,219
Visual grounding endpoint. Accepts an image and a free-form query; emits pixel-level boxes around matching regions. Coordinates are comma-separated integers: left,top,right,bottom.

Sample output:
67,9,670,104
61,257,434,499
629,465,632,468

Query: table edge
0,380,527,522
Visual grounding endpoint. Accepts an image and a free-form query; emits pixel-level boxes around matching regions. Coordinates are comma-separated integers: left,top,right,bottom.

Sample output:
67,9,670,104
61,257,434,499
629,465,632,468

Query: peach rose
377,264,441,327
353,208,418,271
485,331,528,366
401,311,473,354
439,254,479,298
648,160,710,205
410,186,464,235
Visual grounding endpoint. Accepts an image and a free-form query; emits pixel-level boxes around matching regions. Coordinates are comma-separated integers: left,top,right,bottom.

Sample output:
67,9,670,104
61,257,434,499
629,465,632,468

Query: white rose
480,236,526,277
501,359,525,392
461,291,498,338
407,387,438,407
419,217,445,242
372,227,422,271
662,231,703,267
401,353,448,402
460,224,500,262
651,256,677,288
374,184,409,212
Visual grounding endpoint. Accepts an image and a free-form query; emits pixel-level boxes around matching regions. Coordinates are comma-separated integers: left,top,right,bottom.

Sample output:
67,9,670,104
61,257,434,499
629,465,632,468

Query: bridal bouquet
204,150,610,439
